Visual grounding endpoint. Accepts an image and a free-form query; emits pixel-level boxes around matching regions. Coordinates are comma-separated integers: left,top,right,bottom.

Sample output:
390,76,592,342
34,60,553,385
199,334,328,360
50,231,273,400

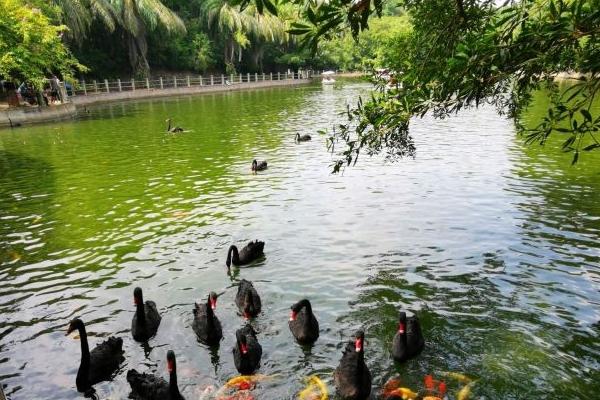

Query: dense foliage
282,0,600,168
0,0,84,86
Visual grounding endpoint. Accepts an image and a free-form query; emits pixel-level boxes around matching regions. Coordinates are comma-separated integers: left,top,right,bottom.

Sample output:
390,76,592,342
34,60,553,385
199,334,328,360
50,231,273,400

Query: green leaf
581,109,592,122
583,143,600,151
562,135,576,149
263,0,278,16
571,151,579,165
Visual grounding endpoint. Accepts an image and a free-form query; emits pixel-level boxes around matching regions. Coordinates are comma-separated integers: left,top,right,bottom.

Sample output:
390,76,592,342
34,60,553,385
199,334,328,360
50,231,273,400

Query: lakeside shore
1,78,312,129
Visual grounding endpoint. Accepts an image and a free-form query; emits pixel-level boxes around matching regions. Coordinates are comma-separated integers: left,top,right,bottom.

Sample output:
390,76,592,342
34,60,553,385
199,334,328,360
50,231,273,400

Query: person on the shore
50,74,62,103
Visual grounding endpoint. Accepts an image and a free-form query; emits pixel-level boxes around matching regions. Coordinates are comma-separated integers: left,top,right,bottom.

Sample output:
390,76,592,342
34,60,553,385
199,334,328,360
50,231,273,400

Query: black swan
127,350,184,400
289,299,319,344
392,311,425,362
66,318,124,393
235,279,262,319
251,159,268,173
333,330,372,400
295,132,312,142
132,287,161,342
192,291,223,345
165,118,184,133
226,240,265,268
233,325,262,374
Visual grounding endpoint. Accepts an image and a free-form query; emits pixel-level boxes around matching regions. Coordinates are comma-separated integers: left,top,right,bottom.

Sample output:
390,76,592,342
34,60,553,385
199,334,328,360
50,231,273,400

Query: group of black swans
66,240,425,399
65,139,425,400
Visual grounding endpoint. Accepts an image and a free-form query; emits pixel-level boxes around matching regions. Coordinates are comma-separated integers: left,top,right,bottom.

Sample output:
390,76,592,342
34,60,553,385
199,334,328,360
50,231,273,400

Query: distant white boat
322,70,336,84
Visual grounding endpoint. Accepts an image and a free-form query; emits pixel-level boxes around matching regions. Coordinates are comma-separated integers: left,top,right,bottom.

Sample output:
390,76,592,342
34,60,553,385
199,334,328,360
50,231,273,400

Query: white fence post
117,78,122,92
104,79,109,93
247,73,250,83
131,79,135,91
146,77,150,90
277,72,280,80
221,75,225,85
254,73,258,82
187,76,190,87
262,73,265,81
82,80,87,95
93,80,98,93
174,76,177,88
160,77,163,89
199,75,203,86
211,75,214,85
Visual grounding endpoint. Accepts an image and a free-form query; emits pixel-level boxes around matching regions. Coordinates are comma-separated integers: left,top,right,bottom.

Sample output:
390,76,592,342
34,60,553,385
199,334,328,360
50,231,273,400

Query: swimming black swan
392,311,425,362
233,325,262,374
165,118,184,133
132,287,161,342
127,350,184,400
235,279,262,319
226,240,265,268
66,318,124,393
251,159,268,173
333,330,372,400
192,291,223,345
289,299,319,344
295,132,312,142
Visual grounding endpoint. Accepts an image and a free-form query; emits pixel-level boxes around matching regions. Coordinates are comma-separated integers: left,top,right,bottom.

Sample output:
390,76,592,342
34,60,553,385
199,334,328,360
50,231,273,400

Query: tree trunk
127,30,150,77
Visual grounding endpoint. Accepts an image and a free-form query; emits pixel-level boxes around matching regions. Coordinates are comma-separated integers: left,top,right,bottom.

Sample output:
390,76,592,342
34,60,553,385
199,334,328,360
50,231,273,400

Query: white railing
64,70,316,97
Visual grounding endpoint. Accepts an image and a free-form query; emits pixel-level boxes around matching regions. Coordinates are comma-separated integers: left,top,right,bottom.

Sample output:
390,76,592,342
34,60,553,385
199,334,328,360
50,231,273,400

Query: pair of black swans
250,133,311,174
66,240,424,400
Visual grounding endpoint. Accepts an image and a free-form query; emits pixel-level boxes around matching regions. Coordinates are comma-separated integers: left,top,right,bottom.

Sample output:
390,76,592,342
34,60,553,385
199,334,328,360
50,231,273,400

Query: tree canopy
281,0,600,169
0,0,84,86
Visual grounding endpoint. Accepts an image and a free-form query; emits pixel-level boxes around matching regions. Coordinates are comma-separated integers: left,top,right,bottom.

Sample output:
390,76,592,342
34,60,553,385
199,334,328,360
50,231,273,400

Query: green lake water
0,81,599,399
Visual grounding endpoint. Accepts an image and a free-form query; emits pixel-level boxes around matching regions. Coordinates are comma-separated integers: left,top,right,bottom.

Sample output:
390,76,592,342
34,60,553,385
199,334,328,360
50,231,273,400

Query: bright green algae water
0,82,599,399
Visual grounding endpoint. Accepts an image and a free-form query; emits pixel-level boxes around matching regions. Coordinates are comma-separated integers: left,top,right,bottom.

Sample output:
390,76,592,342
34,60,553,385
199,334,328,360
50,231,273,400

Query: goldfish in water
440,371,472,383
457,381,476,400
298,375,327,400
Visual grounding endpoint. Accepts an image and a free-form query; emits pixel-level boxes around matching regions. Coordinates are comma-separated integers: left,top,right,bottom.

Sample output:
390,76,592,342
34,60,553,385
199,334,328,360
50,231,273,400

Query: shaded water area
0,81,599,399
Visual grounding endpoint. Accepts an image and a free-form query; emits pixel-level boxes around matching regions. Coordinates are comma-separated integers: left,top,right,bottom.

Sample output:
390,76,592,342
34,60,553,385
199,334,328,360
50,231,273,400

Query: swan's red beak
398,322,405,334
167,360,174,373
355,338,363,352
240,343,248,354
243,311,250,320
439,381,447,396
290,310,297,321
210,297,217,310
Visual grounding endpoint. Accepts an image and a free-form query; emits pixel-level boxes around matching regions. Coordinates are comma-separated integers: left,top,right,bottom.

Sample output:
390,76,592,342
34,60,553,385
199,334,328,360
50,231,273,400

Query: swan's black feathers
334,336,372,400
232,325,262,374
132,300,161,342
235,279,262,317
88,336,124,382
289,300,319,344
127,369,172,399
192,302,223,345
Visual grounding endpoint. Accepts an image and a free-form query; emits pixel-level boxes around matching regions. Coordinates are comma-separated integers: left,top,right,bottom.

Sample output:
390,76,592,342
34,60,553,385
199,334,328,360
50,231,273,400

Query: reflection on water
0,82,599,399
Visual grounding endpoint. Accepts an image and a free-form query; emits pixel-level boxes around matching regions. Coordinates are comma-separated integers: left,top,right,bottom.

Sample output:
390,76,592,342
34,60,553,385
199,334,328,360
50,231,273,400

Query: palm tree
200,0,289,69
55,0,185,76
54,0,117,42
111,0,185,75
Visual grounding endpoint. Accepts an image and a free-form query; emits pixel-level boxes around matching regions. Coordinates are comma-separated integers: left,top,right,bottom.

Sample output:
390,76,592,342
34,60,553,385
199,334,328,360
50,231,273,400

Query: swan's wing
90,337,123,374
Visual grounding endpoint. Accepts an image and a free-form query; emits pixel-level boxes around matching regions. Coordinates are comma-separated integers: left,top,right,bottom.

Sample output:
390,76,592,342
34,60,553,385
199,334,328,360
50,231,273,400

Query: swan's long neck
136,300,146,326
206,298,215,327
169,366,180,397
301,300,312,315
356,347,364,377
77,324,90,386
227,245,239,266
